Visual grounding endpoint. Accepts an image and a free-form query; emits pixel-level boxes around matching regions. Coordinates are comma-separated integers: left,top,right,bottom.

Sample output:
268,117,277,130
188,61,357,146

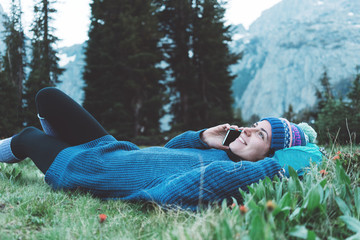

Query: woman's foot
0,137,22,163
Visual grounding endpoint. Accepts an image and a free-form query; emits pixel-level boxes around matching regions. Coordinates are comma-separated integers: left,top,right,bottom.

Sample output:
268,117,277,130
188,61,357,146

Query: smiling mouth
238,136,247,145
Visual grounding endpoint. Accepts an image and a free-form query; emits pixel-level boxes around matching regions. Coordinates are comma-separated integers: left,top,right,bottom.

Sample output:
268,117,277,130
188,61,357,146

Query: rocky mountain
231,0,360,120
57,44,86,104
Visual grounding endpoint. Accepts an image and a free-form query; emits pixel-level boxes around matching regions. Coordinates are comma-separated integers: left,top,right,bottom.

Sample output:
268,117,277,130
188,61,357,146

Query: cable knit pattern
0,137,21,163
45,130,282,210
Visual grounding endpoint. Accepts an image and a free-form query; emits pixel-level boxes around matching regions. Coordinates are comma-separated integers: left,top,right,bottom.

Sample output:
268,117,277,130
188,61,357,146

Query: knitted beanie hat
261,117,317,153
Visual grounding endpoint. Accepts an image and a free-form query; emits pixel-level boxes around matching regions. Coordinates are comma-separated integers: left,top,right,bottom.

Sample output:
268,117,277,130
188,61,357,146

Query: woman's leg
1,127,70,174
36,87,108,146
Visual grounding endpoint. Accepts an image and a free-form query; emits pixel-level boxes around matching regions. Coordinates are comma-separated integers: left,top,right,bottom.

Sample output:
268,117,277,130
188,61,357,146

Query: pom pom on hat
298,122,317,143
261,117,317,154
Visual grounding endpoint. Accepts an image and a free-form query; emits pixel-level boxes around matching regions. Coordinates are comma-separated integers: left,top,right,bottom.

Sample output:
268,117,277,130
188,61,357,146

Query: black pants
11,88,108,174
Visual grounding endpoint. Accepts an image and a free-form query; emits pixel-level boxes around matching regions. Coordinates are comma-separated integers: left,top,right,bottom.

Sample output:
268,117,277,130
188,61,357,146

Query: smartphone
222,129,242,146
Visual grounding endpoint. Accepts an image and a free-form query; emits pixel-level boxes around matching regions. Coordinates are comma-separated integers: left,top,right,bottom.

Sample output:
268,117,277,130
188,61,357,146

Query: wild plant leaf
248,185,255,195
335,160,352,201
336,160,351,184
273,191,291,216
336,197,352,216
346,232,360,240
264,176,275,199
273,175,280,182
289,207,302,221
323,188,332,206
216,219,232,239
249,214,265,240
306,189,320,213
278,192,292,208
289,166,298,179
317,183,325,204
319,178,327,189
264,176,272,185
221,198,229,211
307,230,317,240
239,188,247,200
289,225,308,239
304,174,313,189
273,206,291,218
304,185,321,213
354,187,360,218
288,177,304,201
295,176,304,196
288,177,296,194
339,215,360,233
248,199,259,211
276,180,283,202
254,182,266,201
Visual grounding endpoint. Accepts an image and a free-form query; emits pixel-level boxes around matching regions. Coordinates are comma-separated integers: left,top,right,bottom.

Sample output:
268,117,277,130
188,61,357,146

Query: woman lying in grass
0,88,322,211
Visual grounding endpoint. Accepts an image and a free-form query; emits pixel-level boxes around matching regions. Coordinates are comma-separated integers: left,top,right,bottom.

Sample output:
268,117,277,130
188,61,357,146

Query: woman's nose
243,127,253,136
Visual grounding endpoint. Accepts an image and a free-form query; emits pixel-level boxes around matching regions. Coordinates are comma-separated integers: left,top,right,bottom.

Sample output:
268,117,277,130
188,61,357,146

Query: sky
0,0,281,48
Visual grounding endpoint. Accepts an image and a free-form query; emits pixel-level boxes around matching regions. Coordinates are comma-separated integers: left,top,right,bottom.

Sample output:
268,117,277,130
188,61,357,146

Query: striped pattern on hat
261,117,308,153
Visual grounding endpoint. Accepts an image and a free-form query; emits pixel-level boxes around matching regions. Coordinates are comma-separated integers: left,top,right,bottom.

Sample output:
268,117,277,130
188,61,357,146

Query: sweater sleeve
164,130,210,149
149,157,282,211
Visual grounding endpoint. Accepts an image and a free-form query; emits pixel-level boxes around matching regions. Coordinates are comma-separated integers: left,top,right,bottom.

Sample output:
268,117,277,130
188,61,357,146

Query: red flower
239,205,248,215
333,155,340,160
336,151,341,155
319,169,328,177
230,203,236,209
99,214,107,223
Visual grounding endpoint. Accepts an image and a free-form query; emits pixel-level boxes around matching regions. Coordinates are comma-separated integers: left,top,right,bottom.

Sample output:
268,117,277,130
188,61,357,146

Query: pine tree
347,68,360,143
315,71,333,111
316,98,351,144
3,0,26,106
315,71,352,144
0,0,26,136
156,0,195,130
348,68,360,113
23,0,63,127
0,64,20,137
192,0,239,128
158,0,239,130
83,0,165,139
283,104,295,122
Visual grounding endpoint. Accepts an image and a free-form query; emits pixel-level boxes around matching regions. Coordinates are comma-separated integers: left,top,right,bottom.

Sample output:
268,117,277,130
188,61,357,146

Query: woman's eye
259,132,264,140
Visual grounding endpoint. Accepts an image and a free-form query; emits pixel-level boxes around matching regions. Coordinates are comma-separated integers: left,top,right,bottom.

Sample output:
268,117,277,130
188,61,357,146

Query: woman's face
229,120,272,162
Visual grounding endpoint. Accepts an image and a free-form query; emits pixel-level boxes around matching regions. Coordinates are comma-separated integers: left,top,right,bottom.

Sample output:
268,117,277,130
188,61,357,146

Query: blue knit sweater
45,130,282,210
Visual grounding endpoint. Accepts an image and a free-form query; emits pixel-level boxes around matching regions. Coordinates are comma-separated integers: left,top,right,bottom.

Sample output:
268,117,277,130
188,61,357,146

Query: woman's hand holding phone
201,124,241,150
222,128,242,146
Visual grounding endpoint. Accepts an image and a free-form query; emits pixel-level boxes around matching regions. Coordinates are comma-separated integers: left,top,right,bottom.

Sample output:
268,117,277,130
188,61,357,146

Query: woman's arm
164,130,210,149
164,123,239,150
153,157,282,210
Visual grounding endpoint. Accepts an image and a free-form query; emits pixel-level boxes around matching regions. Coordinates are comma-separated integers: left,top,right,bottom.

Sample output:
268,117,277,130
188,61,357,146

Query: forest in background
0,0,359,145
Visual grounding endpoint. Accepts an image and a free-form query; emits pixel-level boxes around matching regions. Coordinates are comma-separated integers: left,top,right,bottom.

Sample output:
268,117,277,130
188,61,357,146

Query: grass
0,145,360,239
